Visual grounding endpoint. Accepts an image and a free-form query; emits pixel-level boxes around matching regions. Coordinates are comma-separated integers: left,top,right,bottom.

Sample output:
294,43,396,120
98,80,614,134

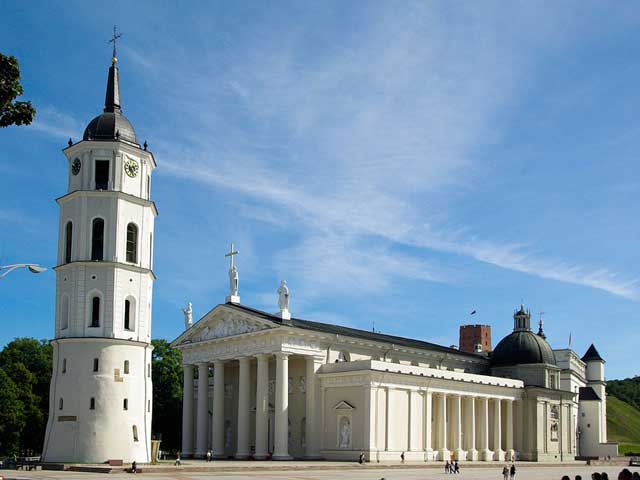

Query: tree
0,338,52,454
0,368,26,455
0,53,36,127
151,339,183,452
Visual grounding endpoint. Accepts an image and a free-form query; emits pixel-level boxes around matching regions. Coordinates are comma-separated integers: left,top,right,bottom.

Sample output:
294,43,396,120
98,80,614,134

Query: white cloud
28,106,82,141
142,2,639,303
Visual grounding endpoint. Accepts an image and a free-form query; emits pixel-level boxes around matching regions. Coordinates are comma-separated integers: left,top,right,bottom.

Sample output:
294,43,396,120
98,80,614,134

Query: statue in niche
182,302,193,329
339,416,351,448
278,280,289,312
268,380,275,397
224,383,233,398
225,420,232,448
299,376,306,394
288,377,293,394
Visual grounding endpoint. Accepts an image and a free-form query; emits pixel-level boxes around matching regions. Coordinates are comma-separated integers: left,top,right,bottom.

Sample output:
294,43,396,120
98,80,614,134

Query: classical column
273,352,292,460
304,356,323,458
480,397,492,461
254,354,269,460
196,362,209,458
425,391,433,459
181,364,194,457
467,396,478,460
212,360,225,458
505,399,514,460
236,357,251,459
438,393,450,460
493,398,503,461
452,394,464,460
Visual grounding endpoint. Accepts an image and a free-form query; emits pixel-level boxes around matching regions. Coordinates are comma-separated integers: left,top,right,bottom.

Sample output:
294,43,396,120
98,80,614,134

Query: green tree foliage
0,369,26,455
151,339,183,452
0,53,36,127
0,338,52,454
608,376,640,411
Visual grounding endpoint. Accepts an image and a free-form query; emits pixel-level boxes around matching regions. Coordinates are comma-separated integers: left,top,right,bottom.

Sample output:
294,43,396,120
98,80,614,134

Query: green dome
491,330,556,367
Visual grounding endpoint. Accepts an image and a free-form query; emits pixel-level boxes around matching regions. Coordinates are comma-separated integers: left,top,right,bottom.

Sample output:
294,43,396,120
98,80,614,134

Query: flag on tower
568,332,572,347
470,310,477,315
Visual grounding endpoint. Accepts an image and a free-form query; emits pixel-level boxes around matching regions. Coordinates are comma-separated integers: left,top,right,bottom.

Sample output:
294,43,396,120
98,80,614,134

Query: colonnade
429,392,515,461
181,353,322,460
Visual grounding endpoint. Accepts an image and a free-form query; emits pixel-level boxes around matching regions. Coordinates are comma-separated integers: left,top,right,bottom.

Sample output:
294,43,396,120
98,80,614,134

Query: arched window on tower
91,218,104,261
123,398,128,410
90,296,100,327
90,397,95,410
59,398,64,410
126,223,138,263
65,221,73,263
124,299,133,330
124,360,130,374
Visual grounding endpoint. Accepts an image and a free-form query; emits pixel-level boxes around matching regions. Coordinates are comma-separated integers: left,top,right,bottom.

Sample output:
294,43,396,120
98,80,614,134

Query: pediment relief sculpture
195,316,270,342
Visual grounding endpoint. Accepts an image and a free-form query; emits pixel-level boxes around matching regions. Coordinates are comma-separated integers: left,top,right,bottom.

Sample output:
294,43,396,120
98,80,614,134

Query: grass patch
608,395,640,445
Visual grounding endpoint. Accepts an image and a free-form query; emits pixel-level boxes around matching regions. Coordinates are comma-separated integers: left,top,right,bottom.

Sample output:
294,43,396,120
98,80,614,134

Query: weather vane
108,25,122,61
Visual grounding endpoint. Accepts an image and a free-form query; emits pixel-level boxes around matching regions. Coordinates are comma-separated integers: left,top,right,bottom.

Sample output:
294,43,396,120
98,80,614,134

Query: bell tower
42,34,157,463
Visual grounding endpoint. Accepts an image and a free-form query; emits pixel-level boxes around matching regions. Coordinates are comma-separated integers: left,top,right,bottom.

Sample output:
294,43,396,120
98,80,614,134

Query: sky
1,1,639,379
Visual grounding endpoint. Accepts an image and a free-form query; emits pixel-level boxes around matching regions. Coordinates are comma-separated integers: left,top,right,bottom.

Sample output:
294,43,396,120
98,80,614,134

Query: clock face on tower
71,158,81,175
124,159,139,178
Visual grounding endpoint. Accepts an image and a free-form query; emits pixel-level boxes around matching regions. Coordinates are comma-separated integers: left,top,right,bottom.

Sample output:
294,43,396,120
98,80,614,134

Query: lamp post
0,263,47,280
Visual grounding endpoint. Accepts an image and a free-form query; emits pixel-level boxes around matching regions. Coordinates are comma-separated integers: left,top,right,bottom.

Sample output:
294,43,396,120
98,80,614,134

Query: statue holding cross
225,243,240,303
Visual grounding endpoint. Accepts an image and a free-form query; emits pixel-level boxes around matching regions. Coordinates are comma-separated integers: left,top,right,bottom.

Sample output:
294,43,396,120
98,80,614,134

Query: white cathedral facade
40,39,617,465
172,267,618,463
42,45,156,463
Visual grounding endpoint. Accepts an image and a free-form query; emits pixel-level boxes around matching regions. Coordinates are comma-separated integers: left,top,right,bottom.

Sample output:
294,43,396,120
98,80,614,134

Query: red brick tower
459,324,492,353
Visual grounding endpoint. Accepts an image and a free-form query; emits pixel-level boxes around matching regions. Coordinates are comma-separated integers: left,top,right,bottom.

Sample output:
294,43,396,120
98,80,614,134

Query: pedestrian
175,453,181,466
502,464,509,480
206,450,211,462
510,463,516,480
445,460,450,474
454,460,460,474
400,451,405,463
358,451,365,464
131,461,137,474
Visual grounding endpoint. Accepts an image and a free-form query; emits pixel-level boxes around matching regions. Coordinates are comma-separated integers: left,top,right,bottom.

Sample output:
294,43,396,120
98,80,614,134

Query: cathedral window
132,425,139,442
62,358,67,373
126,223,138,263
93,358,99,372
147,400,151,412
123,398,128,410
91,218,104,261
147,363,151,378
95,160,109,190
59,398,63,410
90,296,100,327
64,221,73,263
90,397,95,410
124,360,130,374
124,299,134,330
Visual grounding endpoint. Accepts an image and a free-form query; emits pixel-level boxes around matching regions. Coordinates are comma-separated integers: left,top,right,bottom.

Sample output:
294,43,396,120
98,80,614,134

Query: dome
82,58,138,145
83,111,137,144
491,330,556,367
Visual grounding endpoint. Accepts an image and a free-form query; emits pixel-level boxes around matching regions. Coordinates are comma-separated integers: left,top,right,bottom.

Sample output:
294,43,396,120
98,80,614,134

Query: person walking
509,463,516,479
400,451,405,463
445,460,451,474
175,453,181,466
502,464,509,480
453,460,460,474
206,450,211,462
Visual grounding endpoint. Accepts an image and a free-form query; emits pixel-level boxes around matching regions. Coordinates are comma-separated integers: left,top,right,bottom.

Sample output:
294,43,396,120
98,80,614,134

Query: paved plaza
2,462,638,480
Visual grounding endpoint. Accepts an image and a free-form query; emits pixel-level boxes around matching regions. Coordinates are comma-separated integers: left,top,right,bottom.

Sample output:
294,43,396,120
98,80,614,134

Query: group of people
445,460,461,474
558,470,640,480
502,463,517,479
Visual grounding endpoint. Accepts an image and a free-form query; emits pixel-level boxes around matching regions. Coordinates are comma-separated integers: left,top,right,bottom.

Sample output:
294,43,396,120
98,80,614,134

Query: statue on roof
278,280,290,312
182,302,193,329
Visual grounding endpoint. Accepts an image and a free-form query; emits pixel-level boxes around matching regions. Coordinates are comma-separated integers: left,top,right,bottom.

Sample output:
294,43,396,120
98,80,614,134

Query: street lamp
0,263,47,279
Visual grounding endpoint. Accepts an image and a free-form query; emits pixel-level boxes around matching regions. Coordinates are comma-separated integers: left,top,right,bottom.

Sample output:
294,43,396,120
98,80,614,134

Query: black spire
105,26,122,113
581,344,604,362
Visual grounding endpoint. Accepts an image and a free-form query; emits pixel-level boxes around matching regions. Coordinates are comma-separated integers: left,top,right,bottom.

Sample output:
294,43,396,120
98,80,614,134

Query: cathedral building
172,265,618,462
42,37,156,463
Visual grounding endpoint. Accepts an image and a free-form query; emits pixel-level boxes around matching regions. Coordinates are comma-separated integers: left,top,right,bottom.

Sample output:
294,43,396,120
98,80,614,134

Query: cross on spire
109,25,122,63
225,243,239,270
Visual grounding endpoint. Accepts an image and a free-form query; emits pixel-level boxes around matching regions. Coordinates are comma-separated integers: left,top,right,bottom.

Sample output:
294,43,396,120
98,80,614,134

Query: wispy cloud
28,106,83,140
137,2,639,303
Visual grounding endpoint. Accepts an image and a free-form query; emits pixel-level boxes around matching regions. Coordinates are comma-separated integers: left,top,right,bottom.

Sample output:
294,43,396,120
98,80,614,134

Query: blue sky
1,1,639,379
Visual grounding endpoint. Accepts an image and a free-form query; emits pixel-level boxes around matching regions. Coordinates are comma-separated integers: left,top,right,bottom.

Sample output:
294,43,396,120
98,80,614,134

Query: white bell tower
42,33,157,463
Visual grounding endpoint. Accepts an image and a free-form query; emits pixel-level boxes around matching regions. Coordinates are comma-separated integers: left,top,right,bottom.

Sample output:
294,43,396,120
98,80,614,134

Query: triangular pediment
172,304,278,346
333,400,355,411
